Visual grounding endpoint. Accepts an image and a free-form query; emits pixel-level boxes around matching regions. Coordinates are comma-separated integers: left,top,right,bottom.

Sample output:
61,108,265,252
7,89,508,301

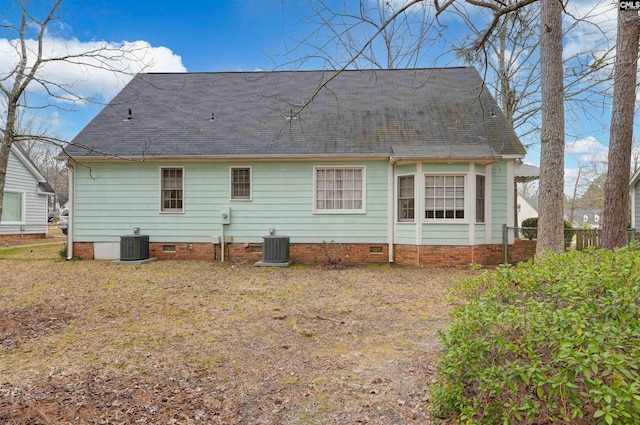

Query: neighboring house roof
9,143,55,194
515,163,540,183
565,209,602,227
38,181,55,193
64,67,525,160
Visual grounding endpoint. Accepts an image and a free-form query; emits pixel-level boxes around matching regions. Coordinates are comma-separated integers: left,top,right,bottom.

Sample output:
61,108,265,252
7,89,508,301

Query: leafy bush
431,246,640,424
521,217,538,240
520,217,574,250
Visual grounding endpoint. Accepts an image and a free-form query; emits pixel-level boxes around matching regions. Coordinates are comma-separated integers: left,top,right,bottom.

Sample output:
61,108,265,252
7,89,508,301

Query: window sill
313,210,366,215
423,220,470,225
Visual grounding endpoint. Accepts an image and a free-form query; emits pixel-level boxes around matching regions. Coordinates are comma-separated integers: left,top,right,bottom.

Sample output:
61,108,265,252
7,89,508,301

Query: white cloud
566,136,608,163
563,0,617,64
0,36,186,104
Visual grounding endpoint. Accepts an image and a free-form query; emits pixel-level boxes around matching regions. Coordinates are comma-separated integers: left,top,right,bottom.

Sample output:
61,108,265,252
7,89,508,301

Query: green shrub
563,220,575,249
520,217,574,250
521,217,538,240
431,246,640,425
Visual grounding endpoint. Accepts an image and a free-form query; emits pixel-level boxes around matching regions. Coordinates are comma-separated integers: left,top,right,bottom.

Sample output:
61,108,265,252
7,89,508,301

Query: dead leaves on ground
0,246,468,424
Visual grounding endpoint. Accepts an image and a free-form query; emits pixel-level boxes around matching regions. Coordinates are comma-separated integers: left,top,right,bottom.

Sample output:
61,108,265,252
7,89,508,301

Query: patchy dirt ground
0,245,475,424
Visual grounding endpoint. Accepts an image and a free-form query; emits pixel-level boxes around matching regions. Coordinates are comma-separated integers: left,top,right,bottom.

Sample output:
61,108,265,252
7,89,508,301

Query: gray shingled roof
66,67,525,159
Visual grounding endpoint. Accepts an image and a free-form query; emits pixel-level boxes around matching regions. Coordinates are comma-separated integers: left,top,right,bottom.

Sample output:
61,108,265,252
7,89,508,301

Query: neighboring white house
517,194,538,227
565,209,602,229
1,144,55,240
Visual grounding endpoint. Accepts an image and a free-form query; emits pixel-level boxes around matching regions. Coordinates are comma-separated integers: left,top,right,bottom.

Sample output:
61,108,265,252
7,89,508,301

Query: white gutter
66,162,74,260
506,160,515,245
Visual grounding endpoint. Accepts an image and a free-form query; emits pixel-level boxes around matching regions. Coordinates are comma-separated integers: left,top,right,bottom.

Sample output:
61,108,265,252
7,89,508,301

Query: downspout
388,158,396,263
220,223,225,262
66,162,74,260
631,183,636,229
506,161,515,245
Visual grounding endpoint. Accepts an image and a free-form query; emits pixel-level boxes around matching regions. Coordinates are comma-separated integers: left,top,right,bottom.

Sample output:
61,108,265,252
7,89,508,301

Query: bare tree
0,0,150,220
19,138,68,201
453,1,615,148
286,0,569,253
519,178,539,200
566,160,607,222
578,172,606,211
567,163,586,224
601,7,640,248
9,109,69,207
631,138,640,173
282,0,439,70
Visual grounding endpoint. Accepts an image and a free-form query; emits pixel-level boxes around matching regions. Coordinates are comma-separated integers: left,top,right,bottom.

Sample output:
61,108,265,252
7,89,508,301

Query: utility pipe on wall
66,162,74,260
220,223,225,262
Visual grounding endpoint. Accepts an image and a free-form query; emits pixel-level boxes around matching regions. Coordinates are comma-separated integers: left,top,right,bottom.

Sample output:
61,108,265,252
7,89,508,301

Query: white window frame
159,167,184,213
313,166,366,214
424,173,468,223
397,174,415,223
229,166,252,201
0,190,25,224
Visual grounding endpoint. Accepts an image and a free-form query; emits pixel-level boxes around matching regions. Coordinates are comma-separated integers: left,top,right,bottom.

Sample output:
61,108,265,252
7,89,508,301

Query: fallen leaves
0,245,468,424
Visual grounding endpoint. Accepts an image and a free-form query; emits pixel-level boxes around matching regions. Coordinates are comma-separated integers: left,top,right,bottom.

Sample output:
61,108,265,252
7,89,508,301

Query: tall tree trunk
536,0,565,255
0,101,18,221
601,8,640,249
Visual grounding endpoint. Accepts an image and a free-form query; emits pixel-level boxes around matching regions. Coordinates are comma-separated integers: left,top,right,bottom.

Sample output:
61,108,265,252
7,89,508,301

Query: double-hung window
397,175,415,222
425,175,465,220
230,167,252,200
314,166,365,213
1,191,24,223
160,167,184,212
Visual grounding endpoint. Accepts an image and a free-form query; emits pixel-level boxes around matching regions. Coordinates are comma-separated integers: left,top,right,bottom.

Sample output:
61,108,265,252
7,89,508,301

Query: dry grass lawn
0,244,475,424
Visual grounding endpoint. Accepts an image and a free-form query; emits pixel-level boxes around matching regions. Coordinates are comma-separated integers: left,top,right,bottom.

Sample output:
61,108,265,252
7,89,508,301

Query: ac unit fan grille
120,235,150,261
262,236,290,263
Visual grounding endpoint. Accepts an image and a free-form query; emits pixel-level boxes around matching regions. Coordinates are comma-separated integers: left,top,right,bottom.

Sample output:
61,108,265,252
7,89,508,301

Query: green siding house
61,67,527,265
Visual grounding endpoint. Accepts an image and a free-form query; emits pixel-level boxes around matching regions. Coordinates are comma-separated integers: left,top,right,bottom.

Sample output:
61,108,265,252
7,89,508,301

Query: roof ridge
138,66,475,76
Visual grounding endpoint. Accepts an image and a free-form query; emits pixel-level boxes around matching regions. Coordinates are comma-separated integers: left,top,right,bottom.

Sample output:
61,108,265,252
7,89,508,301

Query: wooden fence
503,226,640,263
573,228,639,250
574,229,601,250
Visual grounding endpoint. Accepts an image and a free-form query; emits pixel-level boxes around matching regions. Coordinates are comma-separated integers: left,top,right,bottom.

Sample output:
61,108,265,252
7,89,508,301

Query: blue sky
1,0,633,195
59,1,290,72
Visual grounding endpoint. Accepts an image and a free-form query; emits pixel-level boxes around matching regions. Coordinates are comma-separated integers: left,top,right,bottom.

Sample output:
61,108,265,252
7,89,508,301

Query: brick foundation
508,239,536,264
73,242,94,259
149,242,389,265
72,241,535,266
393,244,504,267
0,233,47,247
